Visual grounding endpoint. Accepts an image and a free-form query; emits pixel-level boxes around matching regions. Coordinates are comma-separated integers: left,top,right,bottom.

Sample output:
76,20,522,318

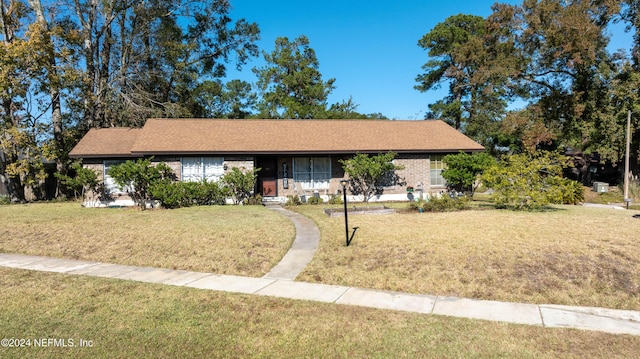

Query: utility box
593,182,609,193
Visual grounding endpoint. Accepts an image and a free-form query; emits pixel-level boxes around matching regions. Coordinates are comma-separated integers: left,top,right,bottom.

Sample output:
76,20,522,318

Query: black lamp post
340,179,349,246
340,179,358,246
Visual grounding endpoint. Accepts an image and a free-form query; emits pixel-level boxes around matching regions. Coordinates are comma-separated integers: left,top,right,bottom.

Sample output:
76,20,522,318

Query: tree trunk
27,0,67,197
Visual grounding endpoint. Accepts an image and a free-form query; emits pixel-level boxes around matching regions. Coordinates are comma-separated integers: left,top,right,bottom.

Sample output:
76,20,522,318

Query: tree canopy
417,0,640,168
253,35,336,119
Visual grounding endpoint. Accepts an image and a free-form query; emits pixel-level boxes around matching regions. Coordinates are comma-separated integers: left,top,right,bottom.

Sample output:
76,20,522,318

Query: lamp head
339,179,349,188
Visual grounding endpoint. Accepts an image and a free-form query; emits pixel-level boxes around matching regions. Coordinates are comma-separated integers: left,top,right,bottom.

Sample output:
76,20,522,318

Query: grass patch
294,204,640,310
0,203,294,277
1,268,639,358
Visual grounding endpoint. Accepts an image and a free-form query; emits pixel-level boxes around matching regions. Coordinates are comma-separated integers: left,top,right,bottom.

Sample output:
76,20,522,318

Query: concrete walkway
262,205,320,280
1,252,640,336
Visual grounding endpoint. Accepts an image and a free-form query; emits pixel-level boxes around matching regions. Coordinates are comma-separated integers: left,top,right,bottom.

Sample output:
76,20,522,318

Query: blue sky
225,1,634,120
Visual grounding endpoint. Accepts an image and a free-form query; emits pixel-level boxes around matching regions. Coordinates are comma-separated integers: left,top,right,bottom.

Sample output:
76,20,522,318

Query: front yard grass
293,203,640,310
2,268,639,358
0,202,294,277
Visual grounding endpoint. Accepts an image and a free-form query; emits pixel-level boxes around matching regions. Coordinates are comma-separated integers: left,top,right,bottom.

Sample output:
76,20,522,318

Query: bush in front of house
150,180,228,209
285,195,303,206
409,194,471,212
307,196,324,205
423,194,471,212
327,194,343,205
107,158,175,210
221,167,260,205
243,194,263,205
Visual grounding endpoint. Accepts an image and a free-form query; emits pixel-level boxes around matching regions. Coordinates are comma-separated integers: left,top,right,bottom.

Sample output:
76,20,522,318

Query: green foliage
286,195,303,206
409,194,471,212
441,152,495,196
546,177,585,205
242,194,263,205
149,180,228,209
108,158,175,210
307,196,324,205
55,163,102,204
340,152,404,202
254,35,336,119
0,195,10,205
481,151,572,210
221,167,260,205
327,194,343,205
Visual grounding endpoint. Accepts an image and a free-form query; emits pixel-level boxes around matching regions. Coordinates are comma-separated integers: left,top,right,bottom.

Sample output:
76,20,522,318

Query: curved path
262,204,320,280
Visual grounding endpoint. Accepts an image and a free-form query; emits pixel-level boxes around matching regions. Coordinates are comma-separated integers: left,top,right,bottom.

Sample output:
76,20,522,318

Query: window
430,155,446,187
182,157,224,182
293,157,331,190
104,160,131,194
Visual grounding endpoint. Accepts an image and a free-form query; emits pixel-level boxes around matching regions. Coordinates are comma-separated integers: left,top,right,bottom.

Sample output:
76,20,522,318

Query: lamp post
340,179,350,246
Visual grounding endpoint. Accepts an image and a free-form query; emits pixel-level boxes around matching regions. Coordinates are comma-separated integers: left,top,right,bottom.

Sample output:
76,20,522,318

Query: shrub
481,151,571,210
55,163,103,204
421,194,471,212
307,196,324,205
108,158,175,210
0,195,10,205
243,194,263,205
328,194,343,205
286,195,302,206
547,177,585,205
339,152,404,202
441,151,495,196
150,180,227,209
221,167,260,205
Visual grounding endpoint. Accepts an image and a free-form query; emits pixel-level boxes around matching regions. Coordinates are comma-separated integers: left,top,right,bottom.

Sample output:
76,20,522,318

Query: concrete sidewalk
1,253,640,336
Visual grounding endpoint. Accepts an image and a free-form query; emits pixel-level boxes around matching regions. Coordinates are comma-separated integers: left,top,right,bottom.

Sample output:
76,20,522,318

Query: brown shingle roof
70,119,484,158
69,128,142,158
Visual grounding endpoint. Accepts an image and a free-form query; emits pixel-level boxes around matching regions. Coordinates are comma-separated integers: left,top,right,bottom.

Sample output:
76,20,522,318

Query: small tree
108,158,175,210
339,152,404,202
221,167,260,205
442,151,495,196
481,151,572,210
55,163,102,206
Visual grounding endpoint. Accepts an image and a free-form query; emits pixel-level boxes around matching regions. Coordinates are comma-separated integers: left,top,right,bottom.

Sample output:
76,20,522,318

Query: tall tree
1,0,54,201
26,0,70,196
190,79,257,118
254,35,335,119
65,0,260,128
487,0,613,153
416,14,508,149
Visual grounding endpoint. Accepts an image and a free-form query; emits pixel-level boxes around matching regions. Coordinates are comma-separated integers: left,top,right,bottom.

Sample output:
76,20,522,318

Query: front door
257,156,278,197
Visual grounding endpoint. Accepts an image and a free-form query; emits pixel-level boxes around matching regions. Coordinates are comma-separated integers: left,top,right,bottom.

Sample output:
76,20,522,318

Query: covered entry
256,156,277,197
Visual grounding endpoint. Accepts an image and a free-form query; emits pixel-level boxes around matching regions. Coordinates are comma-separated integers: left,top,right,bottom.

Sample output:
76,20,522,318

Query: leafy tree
339,152,404,202
481,151,572,210
254,35,335,119
108,158,175,210
416,14,508,149
441,152,495,196
486,0,613,153
221,167,260,205
191,79,257,119
1,0,60,202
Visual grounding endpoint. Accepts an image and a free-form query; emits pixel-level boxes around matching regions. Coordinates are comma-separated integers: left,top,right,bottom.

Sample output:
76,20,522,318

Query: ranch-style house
69,118,484,207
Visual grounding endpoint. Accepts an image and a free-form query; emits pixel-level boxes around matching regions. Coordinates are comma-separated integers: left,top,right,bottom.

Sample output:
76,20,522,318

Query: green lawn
1,268,639,358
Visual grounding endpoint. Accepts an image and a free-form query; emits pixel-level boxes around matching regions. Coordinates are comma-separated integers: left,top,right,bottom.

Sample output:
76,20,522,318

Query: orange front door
262,178,277,197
